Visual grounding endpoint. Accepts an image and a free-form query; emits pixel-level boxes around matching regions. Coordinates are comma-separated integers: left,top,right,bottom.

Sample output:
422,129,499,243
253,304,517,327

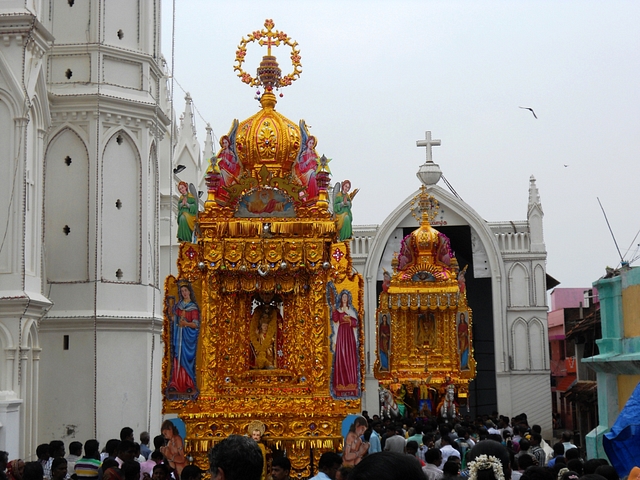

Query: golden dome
235,92,301,178
394,189,456,282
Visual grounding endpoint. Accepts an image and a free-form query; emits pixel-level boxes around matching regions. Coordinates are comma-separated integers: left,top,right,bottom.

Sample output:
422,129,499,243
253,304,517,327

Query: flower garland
468,454,506,480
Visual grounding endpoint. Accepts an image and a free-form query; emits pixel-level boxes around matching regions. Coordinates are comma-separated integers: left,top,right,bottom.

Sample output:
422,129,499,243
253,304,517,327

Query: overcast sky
161,0,640,290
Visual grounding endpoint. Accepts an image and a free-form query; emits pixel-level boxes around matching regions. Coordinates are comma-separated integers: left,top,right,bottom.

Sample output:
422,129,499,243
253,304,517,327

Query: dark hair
468,440,512,480
181,465,203,480
69,441,82,456
121,461,140,480
120,427,134,441
443,460,460,477
23,462,44,480
208,435,263,480
102,459,119,471
50,458,67,473
348,451,425,480
150,450,164,461
561,431,572,442
518,438,530,451
337,466,353,479
152,464,170,477
36,444,49,460
406,440,419,454
576,475,607,480
105,439,121,457
564,448,580,461
530,433,542,445
595,466,619,480
271,457,291,472
425,448,442,464
318,451,343,471
517,454,535,470
584,459,603,475
531,425,541,434
153,435,164,451
117,440,136,455
49,441,64,458
552,442,564,456
566,460,583,476
520,466,555,480
84,439,100,458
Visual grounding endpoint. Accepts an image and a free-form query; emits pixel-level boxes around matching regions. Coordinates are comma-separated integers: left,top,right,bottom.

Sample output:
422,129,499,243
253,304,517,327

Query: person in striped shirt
74,440,101,480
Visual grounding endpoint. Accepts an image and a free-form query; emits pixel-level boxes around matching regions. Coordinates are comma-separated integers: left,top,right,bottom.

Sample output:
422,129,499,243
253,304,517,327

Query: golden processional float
163,20,364,477
374,187,476,421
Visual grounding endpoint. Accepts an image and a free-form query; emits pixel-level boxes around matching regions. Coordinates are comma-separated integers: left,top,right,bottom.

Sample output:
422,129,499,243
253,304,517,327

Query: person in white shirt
439,435,459,469
422,448,444,480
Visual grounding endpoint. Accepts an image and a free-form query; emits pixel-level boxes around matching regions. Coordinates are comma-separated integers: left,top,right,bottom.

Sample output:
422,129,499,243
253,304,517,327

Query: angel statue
177,181,200,243
293,120,319,201
333,180,359,242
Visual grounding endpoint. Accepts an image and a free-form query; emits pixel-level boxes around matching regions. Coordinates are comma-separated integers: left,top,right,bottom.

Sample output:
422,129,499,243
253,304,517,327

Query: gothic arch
511,317,529,370
46,122,90,148
148,142,158,286
533,264,546,307
44,127,91,282
528,317,546,370
19,319,40,462
363,184,508,409
101,129,142,283
508,262,529,306
0,48,26,106
0,322,14,392
0,88,20,117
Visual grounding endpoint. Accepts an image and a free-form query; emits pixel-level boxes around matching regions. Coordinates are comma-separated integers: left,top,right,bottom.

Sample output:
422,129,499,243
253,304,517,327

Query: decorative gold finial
410,185,440,223
234,19,302,91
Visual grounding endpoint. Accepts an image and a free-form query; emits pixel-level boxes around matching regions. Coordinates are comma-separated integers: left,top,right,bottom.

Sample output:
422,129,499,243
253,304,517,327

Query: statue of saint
250,306,277,369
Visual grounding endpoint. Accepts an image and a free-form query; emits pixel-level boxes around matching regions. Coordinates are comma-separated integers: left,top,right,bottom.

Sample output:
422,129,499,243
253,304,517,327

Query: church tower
0,3,54,459
38,0,169,447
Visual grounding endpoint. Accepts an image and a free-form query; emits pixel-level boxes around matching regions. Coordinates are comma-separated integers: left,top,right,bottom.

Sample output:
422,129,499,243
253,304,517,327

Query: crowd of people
0,411,634,480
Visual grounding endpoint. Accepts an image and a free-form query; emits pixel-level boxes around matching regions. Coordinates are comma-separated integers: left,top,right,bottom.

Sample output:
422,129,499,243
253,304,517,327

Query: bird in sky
519,106,537,119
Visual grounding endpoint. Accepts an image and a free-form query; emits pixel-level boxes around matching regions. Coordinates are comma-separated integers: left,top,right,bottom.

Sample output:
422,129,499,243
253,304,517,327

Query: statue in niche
416,312,436,347
249,295,282,369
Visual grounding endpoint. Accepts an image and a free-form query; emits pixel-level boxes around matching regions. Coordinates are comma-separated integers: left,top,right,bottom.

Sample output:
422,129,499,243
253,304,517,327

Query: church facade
0,1,551,459
351,172,552,432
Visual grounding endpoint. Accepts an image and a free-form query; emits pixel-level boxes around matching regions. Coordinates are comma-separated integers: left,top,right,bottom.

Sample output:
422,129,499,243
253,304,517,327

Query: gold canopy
375,187,475,417
163,20,364,477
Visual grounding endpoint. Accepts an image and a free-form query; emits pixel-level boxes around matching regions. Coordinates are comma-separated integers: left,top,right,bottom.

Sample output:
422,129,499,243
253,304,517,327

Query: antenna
597,197,624,265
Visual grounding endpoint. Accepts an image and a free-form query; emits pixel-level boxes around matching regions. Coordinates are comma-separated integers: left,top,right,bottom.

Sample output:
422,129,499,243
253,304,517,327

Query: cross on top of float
234,19,303,92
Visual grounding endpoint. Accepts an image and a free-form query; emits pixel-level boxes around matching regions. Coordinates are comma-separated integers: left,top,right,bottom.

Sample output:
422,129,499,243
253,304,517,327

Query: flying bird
519,106,537,119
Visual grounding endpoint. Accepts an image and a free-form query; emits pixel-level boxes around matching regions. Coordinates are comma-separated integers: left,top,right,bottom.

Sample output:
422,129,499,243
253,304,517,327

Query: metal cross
416,131,441,164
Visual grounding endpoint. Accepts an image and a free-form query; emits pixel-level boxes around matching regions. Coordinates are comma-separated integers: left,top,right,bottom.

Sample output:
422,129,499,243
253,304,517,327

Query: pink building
549,287,599,432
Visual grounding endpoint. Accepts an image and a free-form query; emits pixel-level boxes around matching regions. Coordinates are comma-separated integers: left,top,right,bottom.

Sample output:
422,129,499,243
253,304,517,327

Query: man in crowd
74,440,101,480
383,426,405,453
271,457,292,480
422,448,443,480
139,433,151,461
208,435,263,480
309,452,342,480
66,442,83,473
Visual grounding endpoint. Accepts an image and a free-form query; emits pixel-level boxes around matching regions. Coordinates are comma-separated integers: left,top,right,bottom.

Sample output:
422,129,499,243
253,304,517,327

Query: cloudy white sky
161,0,640,290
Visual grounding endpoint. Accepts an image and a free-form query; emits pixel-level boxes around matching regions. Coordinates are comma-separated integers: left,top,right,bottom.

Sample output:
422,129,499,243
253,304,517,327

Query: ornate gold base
182,413,346,478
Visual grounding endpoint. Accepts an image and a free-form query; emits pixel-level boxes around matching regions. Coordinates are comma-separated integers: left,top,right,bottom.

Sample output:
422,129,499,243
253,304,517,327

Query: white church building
0,0,552,459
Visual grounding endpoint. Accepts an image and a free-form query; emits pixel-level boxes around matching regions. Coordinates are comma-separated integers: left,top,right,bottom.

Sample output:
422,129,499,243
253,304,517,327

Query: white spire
203,123,214,166
528,175,544,252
